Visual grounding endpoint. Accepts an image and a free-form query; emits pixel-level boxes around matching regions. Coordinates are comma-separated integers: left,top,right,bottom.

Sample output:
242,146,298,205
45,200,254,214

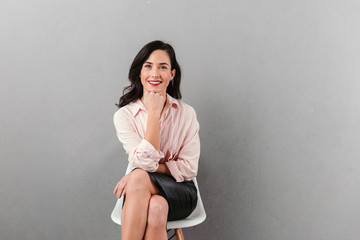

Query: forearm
144,111,161,151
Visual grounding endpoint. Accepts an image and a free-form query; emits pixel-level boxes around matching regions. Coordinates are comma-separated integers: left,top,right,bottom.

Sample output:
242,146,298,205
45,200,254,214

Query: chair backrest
111,164,206,229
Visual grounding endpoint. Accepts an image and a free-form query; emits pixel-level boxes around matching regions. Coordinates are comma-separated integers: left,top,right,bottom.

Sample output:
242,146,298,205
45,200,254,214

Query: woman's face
140,50,175,96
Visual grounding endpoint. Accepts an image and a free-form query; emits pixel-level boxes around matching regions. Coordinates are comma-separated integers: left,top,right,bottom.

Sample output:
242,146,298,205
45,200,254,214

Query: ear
171,69,176,79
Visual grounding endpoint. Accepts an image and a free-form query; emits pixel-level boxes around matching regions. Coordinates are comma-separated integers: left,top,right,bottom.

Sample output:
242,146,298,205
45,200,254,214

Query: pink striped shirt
113,94,200,182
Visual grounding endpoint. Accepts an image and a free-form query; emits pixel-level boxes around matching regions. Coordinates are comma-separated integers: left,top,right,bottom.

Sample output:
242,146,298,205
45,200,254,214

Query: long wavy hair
116,40,182,108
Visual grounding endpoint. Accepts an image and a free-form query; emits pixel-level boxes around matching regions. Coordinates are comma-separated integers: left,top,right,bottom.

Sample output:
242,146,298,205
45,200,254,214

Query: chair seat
111,164,206,229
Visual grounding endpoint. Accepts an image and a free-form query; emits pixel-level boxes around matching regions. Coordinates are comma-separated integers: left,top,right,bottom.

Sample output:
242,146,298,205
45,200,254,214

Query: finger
113,181,121,194
118,181,128,198
117,186,124,199
122,186,127,197
119,189,124,199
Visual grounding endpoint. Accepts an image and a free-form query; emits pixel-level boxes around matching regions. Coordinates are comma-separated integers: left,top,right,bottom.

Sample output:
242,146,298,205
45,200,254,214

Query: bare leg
121,169,159,240
144,195,169,240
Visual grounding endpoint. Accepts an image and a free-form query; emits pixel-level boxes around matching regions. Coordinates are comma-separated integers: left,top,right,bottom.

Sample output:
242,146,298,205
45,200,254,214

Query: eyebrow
144,62,169,66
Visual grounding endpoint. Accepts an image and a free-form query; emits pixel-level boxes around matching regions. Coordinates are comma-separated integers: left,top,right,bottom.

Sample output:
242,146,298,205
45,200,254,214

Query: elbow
185,170,197,181
131,161,158,172
130,153,159,172
180,164,198,181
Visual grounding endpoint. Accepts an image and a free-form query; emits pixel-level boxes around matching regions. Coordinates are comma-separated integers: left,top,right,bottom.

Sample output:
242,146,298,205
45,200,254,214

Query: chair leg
175,228,184,240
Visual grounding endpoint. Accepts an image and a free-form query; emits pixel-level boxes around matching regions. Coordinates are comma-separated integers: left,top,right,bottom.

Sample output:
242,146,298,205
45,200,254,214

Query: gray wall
1,0,360,239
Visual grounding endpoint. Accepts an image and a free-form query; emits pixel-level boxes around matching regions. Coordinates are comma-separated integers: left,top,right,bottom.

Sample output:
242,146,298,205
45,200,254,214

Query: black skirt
147,172,198,221
123,172,198,221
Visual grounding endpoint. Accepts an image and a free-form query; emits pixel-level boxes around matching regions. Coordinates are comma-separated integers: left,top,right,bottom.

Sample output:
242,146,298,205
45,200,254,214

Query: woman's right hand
142,91,166,116
113,172,132,199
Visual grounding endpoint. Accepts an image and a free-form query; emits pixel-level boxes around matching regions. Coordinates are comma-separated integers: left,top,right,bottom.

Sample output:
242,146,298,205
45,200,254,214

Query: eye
144,64,151,69
160,66,168,70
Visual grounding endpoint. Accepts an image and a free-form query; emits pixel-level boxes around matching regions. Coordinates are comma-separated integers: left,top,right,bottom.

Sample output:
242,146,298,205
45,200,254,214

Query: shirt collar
129,93,179,117
166,93,180,109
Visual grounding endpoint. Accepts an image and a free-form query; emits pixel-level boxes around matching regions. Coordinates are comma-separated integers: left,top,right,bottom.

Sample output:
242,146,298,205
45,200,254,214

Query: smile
148,81,162,86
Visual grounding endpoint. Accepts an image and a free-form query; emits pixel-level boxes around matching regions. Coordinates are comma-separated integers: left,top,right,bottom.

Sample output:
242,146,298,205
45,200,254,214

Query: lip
148,80,162,86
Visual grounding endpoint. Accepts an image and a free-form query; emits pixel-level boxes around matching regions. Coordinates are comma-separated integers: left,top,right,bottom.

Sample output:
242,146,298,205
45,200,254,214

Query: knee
128,169,149,187
126,169,150,194
147,196,168,228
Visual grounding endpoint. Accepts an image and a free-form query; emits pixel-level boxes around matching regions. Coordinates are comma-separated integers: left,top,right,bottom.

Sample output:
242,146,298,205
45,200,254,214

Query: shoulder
175,99,199,129
113,101,139,125
114,105,131,120
176,99,197,117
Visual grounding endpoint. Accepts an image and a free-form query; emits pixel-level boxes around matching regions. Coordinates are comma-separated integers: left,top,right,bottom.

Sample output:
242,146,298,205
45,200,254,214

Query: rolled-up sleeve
114,109,164,172
166,107,200,182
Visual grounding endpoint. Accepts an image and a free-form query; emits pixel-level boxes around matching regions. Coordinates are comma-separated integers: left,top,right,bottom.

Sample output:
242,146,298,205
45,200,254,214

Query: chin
149,87,163,93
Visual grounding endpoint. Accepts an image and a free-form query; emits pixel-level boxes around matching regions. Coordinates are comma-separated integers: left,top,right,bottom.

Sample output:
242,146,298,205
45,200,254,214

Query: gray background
1,0,360,239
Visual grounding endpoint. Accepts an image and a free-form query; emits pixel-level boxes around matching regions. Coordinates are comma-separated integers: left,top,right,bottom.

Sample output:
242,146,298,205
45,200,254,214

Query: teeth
149,81,161,84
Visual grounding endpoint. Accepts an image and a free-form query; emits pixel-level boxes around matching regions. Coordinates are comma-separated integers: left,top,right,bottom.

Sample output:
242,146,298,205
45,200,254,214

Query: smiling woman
116,41,182,108
140,50,175,98
113,40,200,240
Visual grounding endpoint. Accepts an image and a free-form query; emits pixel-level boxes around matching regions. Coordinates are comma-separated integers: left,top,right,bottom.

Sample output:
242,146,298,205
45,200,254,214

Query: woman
113,40,200,240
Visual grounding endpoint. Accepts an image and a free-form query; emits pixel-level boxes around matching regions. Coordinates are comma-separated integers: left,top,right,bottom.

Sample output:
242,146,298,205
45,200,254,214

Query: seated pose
113,40,200,240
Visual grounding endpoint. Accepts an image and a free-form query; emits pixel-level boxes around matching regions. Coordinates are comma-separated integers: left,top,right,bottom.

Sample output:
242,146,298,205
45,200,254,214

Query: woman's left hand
157,163,171,176
113,172,131,199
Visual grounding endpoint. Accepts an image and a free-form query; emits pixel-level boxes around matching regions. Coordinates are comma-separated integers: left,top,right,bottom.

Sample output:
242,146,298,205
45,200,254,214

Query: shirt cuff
137,139,164,160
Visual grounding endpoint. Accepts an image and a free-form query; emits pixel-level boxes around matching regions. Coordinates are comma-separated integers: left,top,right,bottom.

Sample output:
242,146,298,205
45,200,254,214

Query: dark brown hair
116,40,182,108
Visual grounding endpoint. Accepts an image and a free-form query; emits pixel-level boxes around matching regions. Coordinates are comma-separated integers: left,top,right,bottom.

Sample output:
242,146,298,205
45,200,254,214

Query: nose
151,68,160,78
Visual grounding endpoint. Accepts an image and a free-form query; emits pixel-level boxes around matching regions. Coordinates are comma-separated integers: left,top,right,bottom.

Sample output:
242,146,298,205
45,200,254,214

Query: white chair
111,164,206,240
